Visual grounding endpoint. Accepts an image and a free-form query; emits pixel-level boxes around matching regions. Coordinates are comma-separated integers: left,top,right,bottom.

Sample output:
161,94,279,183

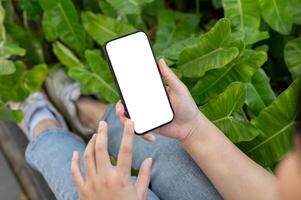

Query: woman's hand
71,120,152,200
116,58,203,142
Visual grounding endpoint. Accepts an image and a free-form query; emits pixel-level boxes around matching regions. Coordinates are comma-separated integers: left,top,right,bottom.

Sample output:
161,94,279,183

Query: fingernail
72,151,77,158
98,121,106,131
149,134,156,141
147,158,153,166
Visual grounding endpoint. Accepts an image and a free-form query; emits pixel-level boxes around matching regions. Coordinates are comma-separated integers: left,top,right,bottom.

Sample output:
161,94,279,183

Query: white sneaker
9,91,68,140
45,68,93,136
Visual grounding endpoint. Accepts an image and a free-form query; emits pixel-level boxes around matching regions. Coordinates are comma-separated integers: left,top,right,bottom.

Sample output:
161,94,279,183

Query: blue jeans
25,105,222,200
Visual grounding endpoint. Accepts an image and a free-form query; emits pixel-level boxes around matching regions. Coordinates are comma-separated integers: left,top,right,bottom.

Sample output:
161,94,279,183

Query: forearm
181,115,278,200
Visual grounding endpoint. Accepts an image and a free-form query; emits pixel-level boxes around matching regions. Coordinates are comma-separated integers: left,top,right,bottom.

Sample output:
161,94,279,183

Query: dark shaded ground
0,149,22,200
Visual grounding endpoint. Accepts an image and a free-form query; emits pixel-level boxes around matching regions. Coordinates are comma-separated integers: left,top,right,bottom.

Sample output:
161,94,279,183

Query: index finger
117,119,135,176
158,59,182,89
95,121,112,173
116,100,128,124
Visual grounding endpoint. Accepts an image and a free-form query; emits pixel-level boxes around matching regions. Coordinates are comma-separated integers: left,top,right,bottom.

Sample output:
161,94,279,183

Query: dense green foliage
0,0,301,168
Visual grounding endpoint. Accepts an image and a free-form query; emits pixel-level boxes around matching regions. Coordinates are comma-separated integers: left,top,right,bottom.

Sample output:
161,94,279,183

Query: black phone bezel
103,30,175,135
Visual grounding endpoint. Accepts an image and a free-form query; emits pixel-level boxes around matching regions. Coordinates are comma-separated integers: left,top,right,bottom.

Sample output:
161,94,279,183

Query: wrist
180,114,208,148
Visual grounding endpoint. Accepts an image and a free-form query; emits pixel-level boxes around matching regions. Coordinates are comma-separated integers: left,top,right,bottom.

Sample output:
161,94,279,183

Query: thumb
158,59,182,90
135,158,153,200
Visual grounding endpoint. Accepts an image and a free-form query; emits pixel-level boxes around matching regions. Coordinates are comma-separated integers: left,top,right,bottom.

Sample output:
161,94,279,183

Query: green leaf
284,36,301,80
0,59,15,75
231,28,269,45
289,0,301,25
5,23,44,64
24,64,48,92
99,0,117,17
20,0,42,20
0,42,26,58
0,2,5,45
83,0,101,13
53,41,84,69
106,0,139,15
191,49,267,104
0,102,23,122
222,0,261,29
0,3,25,69
154,10,199,53
40,0,86,53
0,62,47,101
106,0,154,16
259,0,293,35
178,18,239,78
222,0,270,44
245,68,276,116
200,82,259,143
81,11,135,46
85,49,113,83
142,0,165,17
0,62,28,101
159,36,199,64
53,42,118,103
68,67,118,103
242,78,301,167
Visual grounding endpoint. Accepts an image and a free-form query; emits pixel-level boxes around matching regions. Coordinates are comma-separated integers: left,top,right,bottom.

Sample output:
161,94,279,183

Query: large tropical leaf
154,9,199,53
191,49,267,104
5,23,44,64
0,2,25,75
68,67,118,103
85,49,113,84
259,0,293,35
231,28,268,45
0,62,48,101
106,0,154,16
223,0,261,29
289,0,301,25
200,82,259,143
40,0,86,53
53,41,84,69
52,42,118,103
81,11,135,46
159,36,199,64
284,36,301,80
242,78,301,167
177,18,239,78
245,68,276,116
222,0,268,44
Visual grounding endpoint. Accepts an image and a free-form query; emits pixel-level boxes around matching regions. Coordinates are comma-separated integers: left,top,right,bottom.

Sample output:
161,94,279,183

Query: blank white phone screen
105,31,174,134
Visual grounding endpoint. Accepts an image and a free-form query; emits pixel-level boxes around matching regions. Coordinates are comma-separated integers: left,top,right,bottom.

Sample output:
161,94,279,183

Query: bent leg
25,128,159,200
25,128,85,200
104,105,222,200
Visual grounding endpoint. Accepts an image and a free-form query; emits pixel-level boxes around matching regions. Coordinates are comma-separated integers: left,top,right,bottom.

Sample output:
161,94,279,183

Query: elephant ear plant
0,0,301,169
0,2,47,122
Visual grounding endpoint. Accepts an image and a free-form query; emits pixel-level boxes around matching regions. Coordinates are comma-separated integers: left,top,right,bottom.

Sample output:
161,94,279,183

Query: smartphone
104,31,174,135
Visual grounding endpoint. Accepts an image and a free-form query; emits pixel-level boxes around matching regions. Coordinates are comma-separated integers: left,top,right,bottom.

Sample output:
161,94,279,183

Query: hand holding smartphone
104,31,174,135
